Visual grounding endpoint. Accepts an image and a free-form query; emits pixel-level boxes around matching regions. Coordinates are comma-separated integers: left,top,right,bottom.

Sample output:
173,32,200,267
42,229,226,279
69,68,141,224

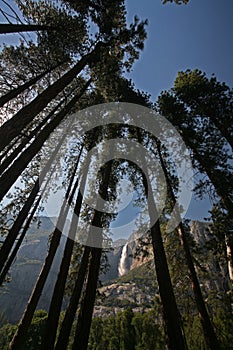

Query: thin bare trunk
8,145,82,350
0,96,64,175
40,190,83,350
0,79,91,201
41,141,93,350
0,23,50,34
136,129,187,350
0,42,102,152
0,61,66,107
0,157,56,285
54,247,91,350
0,182,39,273
156,140,220,350
72,160,113,350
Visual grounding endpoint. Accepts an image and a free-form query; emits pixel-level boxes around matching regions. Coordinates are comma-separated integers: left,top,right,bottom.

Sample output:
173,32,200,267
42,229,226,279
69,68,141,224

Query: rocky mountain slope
0,217,226,323
0,217,67,323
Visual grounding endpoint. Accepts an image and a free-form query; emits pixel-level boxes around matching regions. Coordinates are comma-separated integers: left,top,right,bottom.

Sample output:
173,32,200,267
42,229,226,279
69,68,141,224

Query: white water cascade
118,243,128,277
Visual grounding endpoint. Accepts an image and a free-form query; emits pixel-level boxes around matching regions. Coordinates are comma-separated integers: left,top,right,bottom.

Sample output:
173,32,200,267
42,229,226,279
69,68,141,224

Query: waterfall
118,243,128,276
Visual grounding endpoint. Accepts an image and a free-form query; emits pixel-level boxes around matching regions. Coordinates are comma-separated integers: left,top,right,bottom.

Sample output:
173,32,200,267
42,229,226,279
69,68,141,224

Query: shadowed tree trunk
0,184,45,286
54,246,91,350
0,94,65,175
72,246,102,350
7,144,83,350
71,159,113,350
155,139,220,350
0,181,40,274
0,23,51,34
0,130,75,283
0,79,91,201
40,189,84,350
207,113,233,150
150,220,187,350
0,42,103,152
40,140,94,350
136,128,187,350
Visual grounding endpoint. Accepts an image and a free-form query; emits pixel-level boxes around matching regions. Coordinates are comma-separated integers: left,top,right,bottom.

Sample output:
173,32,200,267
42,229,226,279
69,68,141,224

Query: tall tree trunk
136,129,187,350
0,155,57,285
150,221,187,350
8,146,82,350
40,142,93,350
0,128,70,273
0,181,39,273
0,79,91,201
0,60,66,107
72,159,113,350
0,190,41,286
40,190,83,350
0,23,50,34
156,140,220,350
207,113,233,150
72,247,102,350
0,42,102,152
0,95,65,175
54,246,91,350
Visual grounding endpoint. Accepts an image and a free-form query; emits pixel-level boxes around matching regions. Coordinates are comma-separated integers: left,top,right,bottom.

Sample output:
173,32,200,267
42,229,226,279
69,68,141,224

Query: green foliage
184,315,205,350
0,323,17,350
0,309,48,350
213,308,233,350
132,310,165,350
157,69,233,210
88,308,165,350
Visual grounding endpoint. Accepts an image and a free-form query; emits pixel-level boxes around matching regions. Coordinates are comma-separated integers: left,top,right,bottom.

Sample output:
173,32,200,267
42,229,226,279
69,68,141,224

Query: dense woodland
0,0,232,349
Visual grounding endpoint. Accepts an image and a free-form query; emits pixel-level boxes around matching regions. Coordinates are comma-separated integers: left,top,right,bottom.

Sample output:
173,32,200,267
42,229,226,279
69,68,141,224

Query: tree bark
72,247,102,350
72,160,113,350
0,42,102,152
54,246,91,350
8,150,81,350
0,23,51,34
0,79,91,201
0,95,64,175
136,129,187,350
155,140,220,350
40,190,83,350
40,142,92,350
0,131,70,284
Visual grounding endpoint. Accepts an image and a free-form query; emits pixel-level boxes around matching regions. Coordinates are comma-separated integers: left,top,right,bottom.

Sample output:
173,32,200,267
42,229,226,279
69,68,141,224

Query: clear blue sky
126,0,233,100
